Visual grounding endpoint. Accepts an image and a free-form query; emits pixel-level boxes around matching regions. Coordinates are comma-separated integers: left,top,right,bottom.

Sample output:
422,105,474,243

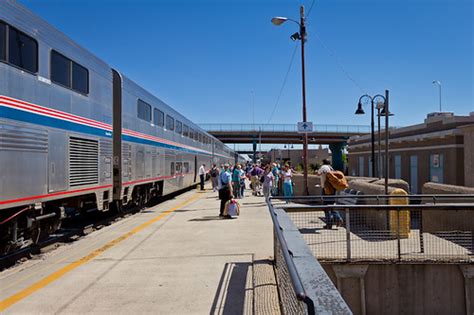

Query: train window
194,131,198,141
176,162,182,174
51,50,89,94
170,162,175,176
189,128,194,140
198,133,202,143
166,115,174,131
184,162,189,173
183,125,189,137
51,51,70,87
137,99,152,122
0,22,5,61
175,121,182,134
153,108,164,127
8,26,38,73
72,62,89,94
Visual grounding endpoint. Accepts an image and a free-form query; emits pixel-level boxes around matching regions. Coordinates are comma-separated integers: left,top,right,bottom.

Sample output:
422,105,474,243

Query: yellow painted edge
0,193,200,311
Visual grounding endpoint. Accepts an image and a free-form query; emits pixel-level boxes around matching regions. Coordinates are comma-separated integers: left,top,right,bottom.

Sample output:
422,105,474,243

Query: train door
194,155,197,182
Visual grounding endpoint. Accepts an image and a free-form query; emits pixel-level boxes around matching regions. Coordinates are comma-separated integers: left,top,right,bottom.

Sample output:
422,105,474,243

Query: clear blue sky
21,0,473,129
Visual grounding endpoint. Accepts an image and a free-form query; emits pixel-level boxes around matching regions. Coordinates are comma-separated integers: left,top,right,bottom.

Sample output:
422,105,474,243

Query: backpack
325,171,349,194
225,199,240,217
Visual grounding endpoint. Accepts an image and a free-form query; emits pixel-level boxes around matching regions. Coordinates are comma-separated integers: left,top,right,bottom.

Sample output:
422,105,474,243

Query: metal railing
269,202,352,314
271,195,474,263
198,123,371,134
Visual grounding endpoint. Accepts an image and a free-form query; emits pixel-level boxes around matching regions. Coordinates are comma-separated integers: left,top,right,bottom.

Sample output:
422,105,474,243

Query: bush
295,164,304,172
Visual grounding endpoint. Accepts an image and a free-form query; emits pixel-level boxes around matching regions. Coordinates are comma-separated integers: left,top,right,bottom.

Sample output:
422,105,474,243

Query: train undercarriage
0,181,164,256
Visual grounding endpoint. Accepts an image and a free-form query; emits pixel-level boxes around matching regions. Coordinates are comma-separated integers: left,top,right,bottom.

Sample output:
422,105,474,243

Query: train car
0,0,235,254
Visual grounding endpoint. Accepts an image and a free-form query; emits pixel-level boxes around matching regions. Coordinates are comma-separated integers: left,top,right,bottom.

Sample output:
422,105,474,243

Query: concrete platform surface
0,186,280,314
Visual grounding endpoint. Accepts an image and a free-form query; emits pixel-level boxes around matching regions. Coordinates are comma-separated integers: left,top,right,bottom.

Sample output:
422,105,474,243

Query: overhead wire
307,0,368,94
313,32,368,95
267,42,300,123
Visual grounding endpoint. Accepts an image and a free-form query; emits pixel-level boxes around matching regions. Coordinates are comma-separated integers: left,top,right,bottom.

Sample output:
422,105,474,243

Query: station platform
0,186,281,314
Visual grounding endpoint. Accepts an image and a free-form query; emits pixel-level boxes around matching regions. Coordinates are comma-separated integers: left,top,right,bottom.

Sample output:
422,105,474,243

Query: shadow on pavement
210,262,251,315
188,216,223,222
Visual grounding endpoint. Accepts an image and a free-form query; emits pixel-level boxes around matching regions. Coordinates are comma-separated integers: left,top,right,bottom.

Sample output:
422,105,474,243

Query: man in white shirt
317,159,341,229
198,164,206,190
317,159,333,188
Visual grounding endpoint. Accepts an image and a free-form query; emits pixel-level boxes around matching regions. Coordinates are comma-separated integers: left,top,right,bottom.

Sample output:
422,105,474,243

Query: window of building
51,50,88,94
429,153,444,183
176,120,182,134
0,22,5,61
137,99,151,122
183,125,189,137
153,108,164,127
8,26,38,73
358,156,364,177
410,155,418,194
394,155,401,179
166,115,174,131
368,159,373,177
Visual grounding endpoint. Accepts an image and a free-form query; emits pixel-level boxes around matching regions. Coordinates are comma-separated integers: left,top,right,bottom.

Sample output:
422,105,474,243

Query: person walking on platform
250,164,263,196
271,162,280,196
282,164,293,202
209,164,219,192
232,164,243,198
199,164,206,190
218,164,233,217
317,159,343,229
262,165,275,203
239,166,246,199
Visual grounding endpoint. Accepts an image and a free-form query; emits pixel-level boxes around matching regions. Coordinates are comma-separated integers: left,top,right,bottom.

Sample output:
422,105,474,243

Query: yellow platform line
0,193,200,311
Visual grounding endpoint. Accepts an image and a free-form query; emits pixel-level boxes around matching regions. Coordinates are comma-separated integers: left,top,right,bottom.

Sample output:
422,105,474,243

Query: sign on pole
297,121,313,133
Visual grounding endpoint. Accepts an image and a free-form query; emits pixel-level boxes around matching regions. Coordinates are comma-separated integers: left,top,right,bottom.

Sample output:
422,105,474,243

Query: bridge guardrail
199,123,371,134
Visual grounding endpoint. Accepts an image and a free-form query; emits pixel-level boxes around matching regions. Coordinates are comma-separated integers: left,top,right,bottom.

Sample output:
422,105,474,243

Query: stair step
253,259,281,315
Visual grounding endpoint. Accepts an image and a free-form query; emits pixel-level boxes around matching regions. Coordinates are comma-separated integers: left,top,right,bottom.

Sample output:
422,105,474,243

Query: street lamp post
379,90,392,194
432,80,442,112
272,5,310,195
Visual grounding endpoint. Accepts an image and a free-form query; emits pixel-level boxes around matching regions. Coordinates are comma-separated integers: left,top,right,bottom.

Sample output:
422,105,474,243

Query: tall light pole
355,94,386,178
272,5,310,195
379,90,393,195
432,80,442,112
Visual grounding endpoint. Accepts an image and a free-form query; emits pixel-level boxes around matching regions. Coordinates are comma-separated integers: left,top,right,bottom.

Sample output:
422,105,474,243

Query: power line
306,0,317,18
267,42,300,123
313,32,368,94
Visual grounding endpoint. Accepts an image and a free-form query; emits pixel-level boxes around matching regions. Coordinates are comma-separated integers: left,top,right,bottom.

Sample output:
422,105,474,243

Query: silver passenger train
0,1,239,254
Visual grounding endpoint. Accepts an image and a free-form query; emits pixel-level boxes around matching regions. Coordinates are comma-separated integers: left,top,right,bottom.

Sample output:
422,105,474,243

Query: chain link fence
272,195,474,263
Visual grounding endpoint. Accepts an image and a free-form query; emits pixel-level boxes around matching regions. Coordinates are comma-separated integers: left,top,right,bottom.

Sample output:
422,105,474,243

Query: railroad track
0,210,134,271
0,186,195,271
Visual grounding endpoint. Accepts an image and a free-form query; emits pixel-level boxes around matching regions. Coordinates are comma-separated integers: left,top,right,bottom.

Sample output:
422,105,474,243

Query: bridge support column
329,142,345,172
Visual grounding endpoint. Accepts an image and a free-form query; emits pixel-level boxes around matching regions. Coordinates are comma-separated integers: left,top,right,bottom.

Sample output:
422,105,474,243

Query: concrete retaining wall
422,182,474,195
421,182,474,232
321,263,474,315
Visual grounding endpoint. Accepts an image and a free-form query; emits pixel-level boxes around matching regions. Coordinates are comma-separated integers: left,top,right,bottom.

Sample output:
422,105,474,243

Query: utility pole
300,5,309,195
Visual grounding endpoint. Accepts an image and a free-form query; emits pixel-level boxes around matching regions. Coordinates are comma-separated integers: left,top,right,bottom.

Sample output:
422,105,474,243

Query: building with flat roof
267,145,331,168
347,112,474,193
